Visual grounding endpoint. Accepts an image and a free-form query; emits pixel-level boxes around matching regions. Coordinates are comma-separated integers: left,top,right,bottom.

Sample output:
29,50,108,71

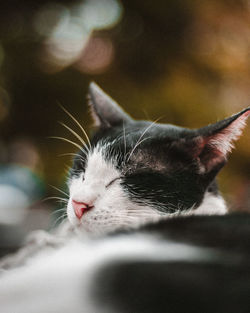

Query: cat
66,82,249,235
0,82,249,313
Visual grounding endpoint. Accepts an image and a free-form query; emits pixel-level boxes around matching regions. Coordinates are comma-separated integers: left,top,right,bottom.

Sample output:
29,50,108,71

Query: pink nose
72,200,94,220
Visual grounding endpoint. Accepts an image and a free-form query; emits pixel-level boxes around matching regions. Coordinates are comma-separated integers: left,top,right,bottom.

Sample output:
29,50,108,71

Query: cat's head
66,82,250,235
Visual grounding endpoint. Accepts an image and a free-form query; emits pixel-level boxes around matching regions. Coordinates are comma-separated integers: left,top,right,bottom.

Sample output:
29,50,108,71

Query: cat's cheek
66,200,79,226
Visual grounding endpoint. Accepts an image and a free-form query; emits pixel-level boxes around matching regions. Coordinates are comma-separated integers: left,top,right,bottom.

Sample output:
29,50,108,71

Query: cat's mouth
72,200,94,220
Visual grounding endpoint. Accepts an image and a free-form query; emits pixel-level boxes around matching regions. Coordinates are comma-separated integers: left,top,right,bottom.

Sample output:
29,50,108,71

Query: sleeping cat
67,82,248,235
0,82,249,313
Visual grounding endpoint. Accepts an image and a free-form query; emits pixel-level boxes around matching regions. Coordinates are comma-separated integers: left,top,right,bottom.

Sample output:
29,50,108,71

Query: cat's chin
67,219,126,237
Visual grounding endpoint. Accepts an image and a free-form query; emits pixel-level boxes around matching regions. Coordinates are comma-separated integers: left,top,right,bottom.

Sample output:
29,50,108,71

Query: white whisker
42,196,68,203
59,122,90,153
52,213,67,228
50,136,88,157
50,208,67,216
123,122,127,161
128,117,162,162
59,153,85,163
49,185,69,197
58,103,92,150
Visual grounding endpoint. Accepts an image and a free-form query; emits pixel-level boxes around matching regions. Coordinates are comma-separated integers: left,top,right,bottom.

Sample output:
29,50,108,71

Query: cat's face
67,123,205,234
66,82,250,235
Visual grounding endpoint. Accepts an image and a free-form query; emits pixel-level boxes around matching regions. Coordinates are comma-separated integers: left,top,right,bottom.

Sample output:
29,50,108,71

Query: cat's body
0,82,249,312
1,214,250,313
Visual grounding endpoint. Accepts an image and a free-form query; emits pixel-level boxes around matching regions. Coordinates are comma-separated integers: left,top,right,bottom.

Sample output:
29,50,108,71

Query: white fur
209,111,249,155
193,192,227,215
0,234,217,313
67,145,163,235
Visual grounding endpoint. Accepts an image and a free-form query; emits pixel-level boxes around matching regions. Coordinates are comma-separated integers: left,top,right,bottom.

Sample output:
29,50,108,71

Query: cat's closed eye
105,177,121,189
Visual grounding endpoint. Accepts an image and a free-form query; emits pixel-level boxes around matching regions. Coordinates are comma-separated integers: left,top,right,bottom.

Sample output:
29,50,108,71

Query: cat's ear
190,108,250,174
88,82,133,128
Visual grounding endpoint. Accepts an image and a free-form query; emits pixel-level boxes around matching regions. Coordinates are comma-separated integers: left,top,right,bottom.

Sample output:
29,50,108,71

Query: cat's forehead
92,122,190,174
86,145,118,178
94,121,190,148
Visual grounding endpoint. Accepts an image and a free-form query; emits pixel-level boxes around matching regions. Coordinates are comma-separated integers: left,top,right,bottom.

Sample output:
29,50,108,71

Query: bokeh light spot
34,3,68,37
75,36,114,74
76,0,123,31
36,0,123,72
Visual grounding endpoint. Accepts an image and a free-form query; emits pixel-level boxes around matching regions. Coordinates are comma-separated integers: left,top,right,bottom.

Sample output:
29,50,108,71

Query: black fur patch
87,121,218,213
91,214,250,313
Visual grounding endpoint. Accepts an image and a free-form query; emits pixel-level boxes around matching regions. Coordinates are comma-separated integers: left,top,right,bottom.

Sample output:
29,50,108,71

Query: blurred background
0,0,250,256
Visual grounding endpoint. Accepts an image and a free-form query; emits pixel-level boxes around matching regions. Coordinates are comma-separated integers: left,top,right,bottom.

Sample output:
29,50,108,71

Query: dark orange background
0,0,249,213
